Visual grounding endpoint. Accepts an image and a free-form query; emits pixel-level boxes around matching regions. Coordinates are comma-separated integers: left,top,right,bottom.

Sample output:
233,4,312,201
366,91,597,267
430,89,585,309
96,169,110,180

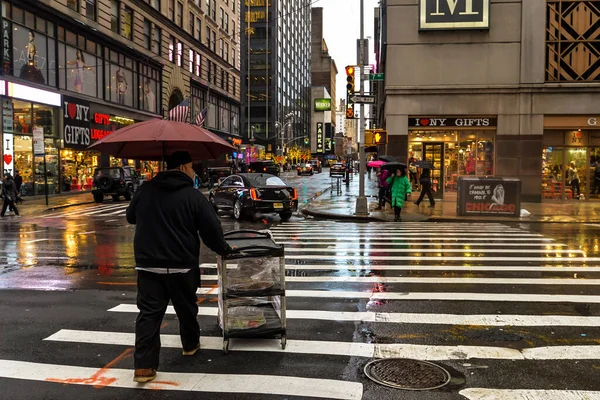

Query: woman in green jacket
386,168,412,221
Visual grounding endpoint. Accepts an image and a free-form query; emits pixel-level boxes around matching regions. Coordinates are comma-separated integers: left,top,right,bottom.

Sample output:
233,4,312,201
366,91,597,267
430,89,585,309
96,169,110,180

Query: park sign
314,98,331,112
419,0,490,30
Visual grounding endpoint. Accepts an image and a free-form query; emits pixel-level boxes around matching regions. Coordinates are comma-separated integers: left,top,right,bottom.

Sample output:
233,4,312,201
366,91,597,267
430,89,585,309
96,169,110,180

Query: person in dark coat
13,171,23,204
414,168,436,207
126,151,232,383
376,168,391,210
1,174,20,217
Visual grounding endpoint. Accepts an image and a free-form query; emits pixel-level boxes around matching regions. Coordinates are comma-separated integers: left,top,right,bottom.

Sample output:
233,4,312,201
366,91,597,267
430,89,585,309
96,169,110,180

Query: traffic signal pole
355,0,369,215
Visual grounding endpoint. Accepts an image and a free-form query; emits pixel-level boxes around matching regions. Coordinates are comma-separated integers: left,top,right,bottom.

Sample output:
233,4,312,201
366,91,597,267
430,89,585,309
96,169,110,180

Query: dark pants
1,198,18,216
378,186,389,207
394,206,403,218
134,269,200,370
415,182,435,206
593,179,600,195
571,179,581,198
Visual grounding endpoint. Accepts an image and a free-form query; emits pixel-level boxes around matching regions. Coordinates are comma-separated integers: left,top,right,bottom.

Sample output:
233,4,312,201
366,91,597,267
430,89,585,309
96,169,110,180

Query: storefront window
60,150,99,191
59,44,100,97
590,148,600,199
139,63,160,114
34,138,60,195
14,135,33,195
12,23,56,87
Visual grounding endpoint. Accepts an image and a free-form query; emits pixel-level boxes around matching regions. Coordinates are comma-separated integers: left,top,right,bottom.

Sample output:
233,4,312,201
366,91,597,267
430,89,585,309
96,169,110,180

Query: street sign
369,73,384,81
350,95,376,104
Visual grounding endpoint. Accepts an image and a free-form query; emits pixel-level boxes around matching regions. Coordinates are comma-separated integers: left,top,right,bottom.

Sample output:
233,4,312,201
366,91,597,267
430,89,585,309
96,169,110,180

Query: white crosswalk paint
0,359,362,400
276,241,567,247
193,288,600,303
285,255,597,262
270,228,526,233
42,204,127,219
284,247,584,254
108,304,600,327
271,233,544,237
272,237,554,242
460,388,600,400
200,263,600,272
196,274,600,285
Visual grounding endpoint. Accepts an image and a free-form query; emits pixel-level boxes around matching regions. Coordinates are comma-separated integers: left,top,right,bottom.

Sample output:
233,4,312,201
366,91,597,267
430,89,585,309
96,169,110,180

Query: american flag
168,97,190,122
195,107,209,127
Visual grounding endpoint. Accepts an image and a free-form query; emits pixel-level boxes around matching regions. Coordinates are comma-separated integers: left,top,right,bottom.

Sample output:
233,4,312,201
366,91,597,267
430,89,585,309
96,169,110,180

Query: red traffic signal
345,66,355,76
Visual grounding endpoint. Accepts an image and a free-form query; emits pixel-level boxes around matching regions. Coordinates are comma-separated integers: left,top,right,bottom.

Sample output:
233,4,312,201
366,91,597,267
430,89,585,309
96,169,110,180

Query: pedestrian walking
414,167,436,207
568,161,580,199
386,168,411,222
376,168,390,210
1,174,19,217
14,170,23,202
592,160,600,196
126,151,232,384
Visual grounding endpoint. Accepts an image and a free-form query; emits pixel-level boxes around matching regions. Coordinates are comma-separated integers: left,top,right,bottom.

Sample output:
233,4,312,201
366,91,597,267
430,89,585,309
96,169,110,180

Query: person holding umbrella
126,151,233,383
414,167,436,207
386,168,412,222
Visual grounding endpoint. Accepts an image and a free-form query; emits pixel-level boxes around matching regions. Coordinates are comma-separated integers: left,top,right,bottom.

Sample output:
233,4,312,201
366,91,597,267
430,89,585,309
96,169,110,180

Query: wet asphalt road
1,171,600,399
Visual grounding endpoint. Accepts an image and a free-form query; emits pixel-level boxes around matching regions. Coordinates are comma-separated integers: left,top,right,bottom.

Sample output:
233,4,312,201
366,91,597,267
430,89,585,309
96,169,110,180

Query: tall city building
1,0,241,196
376,0,600,203
240,0,311,159
311,7,337,127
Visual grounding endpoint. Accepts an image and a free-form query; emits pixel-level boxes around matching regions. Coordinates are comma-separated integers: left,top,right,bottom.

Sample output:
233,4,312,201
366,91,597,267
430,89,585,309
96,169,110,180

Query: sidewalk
303,173,600,223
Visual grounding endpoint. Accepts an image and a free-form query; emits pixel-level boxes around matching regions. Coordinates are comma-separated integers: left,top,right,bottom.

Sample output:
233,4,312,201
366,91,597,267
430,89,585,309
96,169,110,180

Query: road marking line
270,228,525,233
285,255,599,262
272,237,554,242
22,239,49,243
42,204,125,219
108,304,600,327
276,242,567,247
460,388,600,400
272,233,544,237
105,208,129,215
286,248,584,254
199,263,600,272
78,231,96,235
584,224,600,228
196,275,600,285
0,359,363,399
193,288,600,303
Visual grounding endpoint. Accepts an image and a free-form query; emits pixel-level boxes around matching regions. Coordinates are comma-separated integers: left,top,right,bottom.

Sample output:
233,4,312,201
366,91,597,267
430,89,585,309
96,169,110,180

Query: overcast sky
314,0,380,104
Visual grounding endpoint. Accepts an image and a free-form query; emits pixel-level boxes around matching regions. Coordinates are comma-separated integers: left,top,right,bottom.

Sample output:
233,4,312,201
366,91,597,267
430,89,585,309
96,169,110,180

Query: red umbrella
87,119,235,161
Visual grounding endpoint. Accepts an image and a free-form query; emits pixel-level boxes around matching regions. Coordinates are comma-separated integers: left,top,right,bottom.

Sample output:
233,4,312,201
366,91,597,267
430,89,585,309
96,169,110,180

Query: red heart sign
420,118,430,126
576,132,582,138
67,103,77,120
3,154,12,165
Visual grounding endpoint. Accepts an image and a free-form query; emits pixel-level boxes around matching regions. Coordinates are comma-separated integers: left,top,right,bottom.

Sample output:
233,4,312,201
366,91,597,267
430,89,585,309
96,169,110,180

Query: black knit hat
166,151,192,169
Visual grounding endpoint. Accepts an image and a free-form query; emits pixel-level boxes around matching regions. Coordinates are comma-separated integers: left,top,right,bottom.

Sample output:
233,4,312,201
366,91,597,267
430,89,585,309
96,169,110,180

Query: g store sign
588,117,598,126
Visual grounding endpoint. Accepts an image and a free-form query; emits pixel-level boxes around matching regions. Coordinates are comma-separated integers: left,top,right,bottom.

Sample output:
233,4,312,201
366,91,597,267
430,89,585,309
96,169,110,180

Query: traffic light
373,131,387,145
346,108,354,118
345,66,355,93
304,137,309,145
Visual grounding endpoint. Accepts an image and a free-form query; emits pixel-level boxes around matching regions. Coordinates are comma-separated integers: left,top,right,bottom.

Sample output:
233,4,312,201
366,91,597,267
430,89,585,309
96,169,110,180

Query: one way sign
350,95,376,104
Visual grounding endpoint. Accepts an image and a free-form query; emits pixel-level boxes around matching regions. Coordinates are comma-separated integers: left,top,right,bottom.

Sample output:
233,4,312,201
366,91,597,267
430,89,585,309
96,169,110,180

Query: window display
60,150,99,192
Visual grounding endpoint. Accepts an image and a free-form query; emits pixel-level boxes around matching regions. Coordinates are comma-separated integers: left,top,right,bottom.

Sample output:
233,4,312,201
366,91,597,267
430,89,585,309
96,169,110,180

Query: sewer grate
364,358,451,391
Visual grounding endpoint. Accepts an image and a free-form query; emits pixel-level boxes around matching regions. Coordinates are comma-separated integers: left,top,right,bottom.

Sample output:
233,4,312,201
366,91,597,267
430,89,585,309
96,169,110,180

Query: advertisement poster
457,177,521,217
3,133,13,177
33,127,44,156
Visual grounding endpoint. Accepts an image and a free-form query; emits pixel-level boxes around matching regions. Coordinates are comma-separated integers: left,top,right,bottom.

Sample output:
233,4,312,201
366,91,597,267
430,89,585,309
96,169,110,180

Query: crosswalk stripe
270,228,526,233
285,255,598,262
42,204,126,218
107,304,600,327
272,237,554,242
459,388,600,400
196,275,600,285
276,241,567,247
193,288,600,303
284,248,584,254
200,263,600,272
271,233,544,237
0,359,362,400
44,329,600,361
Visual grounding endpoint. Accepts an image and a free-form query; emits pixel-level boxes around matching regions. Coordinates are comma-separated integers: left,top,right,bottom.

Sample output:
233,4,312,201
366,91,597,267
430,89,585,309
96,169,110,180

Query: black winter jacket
126,170,231,269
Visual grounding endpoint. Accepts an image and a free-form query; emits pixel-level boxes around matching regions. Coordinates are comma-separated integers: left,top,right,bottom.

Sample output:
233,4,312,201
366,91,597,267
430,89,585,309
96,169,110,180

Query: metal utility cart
217,230,286,354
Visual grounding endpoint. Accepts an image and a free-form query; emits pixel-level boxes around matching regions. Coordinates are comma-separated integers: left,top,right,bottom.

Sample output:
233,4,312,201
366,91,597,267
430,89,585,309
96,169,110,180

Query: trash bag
520,209,531,217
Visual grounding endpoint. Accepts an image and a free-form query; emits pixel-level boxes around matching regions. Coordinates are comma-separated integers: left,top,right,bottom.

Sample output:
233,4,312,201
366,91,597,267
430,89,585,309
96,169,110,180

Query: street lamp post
355,0,369,215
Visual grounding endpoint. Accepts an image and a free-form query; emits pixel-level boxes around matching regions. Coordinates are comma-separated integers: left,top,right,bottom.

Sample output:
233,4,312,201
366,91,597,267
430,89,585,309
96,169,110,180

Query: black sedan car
297,163,314,176
209,173,298,221
330,162,345,177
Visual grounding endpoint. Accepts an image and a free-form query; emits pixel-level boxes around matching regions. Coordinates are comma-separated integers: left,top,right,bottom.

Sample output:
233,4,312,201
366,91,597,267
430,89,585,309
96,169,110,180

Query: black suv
92,166,140,203
248,161,280,176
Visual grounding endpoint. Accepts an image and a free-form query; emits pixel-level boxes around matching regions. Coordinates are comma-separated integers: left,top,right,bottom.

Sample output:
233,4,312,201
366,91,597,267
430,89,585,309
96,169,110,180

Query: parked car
248,161,280,176
308,159,322,173
209,173,298,221
297,163,314,176
330,162,345,177
91,166,141,203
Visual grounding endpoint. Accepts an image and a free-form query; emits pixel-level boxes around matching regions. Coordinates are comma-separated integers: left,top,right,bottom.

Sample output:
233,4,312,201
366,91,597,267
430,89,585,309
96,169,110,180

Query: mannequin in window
116,67,128,104
143,78,156,113
20,30,45,84
67,50,95,93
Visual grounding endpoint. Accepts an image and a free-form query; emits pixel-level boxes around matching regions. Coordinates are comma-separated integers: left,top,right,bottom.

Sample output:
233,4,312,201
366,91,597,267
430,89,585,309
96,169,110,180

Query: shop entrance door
423,143,444,200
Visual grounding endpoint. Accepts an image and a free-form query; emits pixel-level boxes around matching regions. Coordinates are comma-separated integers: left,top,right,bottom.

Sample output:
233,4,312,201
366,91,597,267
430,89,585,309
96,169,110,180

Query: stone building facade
377,0,600,202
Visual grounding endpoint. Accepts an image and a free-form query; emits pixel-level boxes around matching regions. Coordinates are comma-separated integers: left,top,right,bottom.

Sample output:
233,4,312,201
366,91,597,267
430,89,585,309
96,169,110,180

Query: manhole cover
364,358,451,391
